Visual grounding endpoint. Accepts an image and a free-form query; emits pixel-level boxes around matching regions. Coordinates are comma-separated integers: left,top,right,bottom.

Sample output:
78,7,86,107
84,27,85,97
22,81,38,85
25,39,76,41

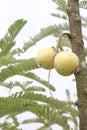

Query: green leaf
23,25,61,51
80,0,87,9
0,97,42,117
52,0,67,12
0,19,27,50
0,58,39,82
14,92,78,117
0,96,69,129
24,72,55,91
51,13,68,20
0,56,16,66
0,41,15,57
25,86,46,92
23,23,70,51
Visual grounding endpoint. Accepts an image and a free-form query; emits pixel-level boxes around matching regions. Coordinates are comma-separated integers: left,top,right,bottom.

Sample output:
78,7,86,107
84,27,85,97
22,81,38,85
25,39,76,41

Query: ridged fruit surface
54,51,79,76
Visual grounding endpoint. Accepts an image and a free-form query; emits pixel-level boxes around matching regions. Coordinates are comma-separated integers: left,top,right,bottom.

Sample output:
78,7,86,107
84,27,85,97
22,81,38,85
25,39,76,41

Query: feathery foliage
24,72,55,91
0,0,87,129
23,23,69,52
0,58,39,82
80,0,87,9
0,19,27,51
23,25,60,51
52,0,67,12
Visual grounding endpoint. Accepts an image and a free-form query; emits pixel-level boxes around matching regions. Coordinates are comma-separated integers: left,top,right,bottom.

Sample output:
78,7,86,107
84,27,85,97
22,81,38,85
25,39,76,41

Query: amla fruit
54,51,79,76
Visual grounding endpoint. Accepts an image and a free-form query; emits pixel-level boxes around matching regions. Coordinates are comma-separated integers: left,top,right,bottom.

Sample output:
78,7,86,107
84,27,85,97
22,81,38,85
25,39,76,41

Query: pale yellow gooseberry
36,47,55,69
54,51,79,76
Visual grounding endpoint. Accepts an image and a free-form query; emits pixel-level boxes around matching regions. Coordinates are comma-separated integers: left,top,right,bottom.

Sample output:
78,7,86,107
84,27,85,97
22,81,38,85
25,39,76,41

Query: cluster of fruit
36,47,79,76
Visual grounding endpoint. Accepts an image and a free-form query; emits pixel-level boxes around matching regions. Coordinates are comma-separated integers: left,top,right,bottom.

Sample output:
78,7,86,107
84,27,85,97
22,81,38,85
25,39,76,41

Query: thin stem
47,33,72,128
48,32,71,97
56,32,71,51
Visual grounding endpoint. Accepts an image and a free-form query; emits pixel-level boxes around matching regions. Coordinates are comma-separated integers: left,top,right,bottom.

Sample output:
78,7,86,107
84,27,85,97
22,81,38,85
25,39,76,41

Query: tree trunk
67,0,87,130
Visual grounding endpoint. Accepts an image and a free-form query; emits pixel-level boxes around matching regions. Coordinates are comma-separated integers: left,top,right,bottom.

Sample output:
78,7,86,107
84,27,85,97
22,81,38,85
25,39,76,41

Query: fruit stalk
55,32,71,52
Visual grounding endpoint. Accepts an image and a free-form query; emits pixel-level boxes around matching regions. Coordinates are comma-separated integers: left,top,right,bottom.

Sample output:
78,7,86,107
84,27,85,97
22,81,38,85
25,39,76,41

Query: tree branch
67,0,87,130
67,0,86,67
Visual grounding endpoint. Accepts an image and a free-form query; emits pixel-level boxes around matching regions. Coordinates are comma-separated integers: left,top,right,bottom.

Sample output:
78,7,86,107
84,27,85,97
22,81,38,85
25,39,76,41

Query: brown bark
67,0,87,130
